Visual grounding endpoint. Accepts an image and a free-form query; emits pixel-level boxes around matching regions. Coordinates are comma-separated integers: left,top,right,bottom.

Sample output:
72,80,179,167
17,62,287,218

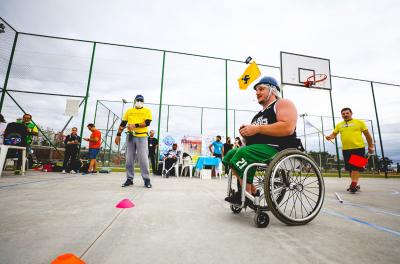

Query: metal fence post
0,32,19,112
329,90,341,178
370,82,387,178
156,51,166,165
79,42,96,151
225,59,228,139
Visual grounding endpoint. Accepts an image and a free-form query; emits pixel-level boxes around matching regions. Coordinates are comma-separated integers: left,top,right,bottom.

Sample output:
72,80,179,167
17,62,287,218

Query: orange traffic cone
51,253,85,264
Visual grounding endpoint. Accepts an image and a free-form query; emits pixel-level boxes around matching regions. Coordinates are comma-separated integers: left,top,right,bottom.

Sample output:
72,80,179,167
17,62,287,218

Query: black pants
149,152,157,173
165,157,177,172
63,148,78,172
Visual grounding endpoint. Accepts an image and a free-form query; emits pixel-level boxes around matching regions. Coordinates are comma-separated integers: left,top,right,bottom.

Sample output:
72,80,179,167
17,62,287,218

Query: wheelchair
226,148,325,228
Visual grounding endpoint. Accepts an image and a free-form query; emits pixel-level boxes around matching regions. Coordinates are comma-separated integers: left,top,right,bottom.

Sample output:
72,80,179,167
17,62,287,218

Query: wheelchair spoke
289,190,299,218
302,179,319,187
303,188,319,197
302,191,318,204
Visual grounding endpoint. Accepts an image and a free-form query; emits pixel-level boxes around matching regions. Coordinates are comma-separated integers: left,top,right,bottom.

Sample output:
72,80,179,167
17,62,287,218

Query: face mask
135,102,144,108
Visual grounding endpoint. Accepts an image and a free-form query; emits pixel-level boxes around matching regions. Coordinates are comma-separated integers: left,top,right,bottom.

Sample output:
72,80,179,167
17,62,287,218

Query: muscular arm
239,99,298,137
363,130,375,153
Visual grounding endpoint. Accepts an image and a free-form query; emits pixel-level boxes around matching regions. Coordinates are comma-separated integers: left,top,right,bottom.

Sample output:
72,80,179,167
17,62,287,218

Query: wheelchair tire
264,149,325,226
230,204,242,214
254,212,270,228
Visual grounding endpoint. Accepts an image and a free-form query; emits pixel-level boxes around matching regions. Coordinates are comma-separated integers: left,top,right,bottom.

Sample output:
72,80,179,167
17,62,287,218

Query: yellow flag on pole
237,61,261,90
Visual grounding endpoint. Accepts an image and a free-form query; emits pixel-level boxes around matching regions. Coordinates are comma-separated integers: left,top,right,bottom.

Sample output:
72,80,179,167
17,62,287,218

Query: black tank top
245,100,299,150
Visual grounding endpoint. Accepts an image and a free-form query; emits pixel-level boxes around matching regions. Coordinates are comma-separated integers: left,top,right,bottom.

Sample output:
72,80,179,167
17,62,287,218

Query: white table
0,145,27,177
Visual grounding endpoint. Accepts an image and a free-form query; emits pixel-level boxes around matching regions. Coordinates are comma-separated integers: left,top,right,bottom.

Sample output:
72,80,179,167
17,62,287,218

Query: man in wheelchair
224,76,302,204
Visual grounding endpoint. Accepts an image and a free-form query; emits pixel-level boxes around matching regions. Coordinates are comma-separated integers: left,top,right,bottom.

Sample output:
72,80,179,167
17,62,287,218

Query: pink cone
116,199,135,208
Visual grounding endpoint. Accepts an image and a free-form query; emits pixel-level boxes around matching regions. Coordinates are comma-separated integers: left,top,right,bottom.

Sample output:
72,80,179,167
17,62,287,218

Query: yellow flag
237,61,261,90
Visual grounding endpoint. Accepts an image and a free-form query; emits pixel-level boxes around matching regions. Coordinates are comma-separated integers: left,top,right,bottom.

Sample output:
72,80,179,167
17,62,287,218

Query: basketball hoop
303,74,327,87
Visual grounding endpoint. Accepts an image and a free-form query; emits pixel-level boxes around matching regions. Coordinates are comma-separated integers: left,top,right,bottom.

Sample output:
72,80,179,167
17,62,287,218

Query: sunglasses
136,99,144,102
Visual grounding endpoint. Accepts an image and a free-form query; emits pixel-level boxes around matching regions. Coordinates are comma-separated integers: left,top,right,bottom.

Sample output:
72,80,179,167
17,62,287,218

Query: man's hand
115,136,121,145
325,135,334,141
368,145,375,154
239,124,259,137
83,138,89,141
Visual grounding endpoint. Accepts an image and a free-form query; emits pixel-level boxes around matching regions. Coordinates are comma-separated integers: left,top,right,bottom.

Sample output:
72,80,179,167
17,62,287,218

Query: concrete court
0,171,399,264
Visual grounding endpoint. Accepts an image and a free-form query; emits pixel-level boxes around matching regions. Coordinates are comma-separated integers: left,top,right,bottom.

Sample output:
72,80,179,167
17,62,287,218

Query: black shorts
213,153,222,160
342,148,365,172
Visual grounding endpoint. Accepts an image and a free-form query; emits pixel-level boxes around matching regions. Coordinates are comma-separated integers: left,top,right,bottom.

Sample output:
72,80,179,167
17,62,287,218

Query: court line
323,208,400,237
326,197,400,217
79,188,144,259
0,175,79,189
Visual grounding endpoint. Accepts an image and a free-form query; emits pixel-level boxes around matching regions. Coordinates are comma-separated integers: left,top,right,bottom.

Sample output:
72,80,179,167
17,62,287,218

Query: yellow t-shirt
333,119,367,150
122,107,152,137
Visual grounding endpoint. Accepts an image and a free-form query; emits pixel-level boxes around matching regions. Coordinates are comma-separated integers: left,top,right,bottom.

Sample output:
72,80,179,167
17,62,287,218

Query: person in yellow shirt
115,95,153,188
326,108,374,193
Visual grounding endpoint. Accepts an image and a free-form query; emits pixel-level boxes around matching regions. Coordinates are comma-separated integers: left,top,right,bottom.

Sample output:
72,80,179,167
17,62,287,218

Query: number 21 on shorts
236,158,248,169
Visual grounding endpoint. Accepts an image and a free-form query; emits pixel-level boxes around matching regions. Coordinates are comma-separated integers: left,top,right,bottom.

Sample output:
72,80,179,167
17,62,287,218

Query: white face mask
135,102,144,108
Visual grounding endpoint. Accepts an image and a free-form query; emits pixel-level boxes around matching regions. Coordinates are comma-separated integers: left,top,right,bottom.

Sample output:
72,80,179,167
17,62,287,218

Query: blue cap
253,76,280,91
135,94,144,101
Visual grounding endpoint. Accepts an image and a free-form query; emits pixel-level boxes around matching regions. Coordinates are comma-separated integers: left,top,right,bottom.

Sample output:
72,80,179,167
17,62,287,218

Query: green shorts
223,144,278,184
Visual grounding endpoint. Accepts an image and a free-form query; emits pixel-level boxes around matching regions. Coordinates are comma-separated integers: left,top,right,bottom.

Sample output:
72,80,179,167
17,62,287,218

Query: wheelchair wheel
254,212,270,228
253,167,286,210
230,204,242,214
265,149,325,226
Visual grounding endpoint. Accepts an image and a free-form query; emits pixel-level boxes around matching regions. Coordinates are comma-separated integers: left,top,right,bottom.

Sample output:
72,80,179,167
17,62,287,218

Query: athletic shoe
70,170,76,174
122,179,133,187
144,179,152,188
62,170,66,174
92,171,98,174
225,191,241,204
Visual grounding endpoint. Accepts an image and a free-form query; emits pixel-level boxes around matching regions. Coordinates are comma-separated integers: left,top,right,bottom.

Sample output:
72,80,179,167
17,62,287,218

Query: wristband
117,133,121,136
135,123,140,128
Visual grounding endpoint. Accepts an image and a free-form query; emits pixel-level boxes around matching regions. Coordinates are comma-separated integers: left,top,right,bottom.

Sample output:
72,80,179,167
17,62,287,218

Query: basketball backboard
280,52,332,90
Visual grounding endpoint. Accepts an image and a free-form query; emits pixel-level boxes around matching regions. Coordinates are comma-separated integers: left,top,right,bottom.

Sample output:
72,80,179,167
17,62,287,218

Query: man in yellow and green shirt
326,107,374,193
115,95,153,188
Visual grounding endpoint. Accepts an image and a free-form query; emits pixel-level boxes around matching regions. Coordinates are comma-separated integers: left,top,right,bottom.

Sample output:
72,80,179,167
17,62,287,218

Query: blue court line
327,196,400,217
323,208,400,237
0,175,79,189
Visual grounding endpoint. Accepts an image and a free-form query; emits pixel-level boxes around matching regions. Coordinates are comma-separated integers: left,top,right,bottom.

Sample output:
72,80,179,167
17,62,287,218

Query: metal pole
103,109,111,159
329,90,341,178
79,42,96,152
370,82,387,178
302,115,307,152
318,131,322,169
166,104,170,132
117,101,126,159
369,120,376,172
225,59,228,139
156,51,166,166
233,109,236,138
93,100,99,124
321,115,326,153
0,32,19,112
109,114,115,164
200,107,203,135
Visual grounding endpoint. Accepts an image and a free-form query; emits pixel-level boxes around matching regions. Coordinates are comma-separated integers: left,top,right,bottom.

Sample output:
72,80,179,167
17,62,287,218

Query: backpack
4,122,28,147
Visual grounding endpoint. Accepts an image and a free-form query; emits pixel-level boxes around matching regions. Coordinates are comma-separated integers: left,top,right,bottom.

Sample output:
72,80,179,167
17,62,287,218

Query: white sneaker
70,170,76,174
62,170,66,174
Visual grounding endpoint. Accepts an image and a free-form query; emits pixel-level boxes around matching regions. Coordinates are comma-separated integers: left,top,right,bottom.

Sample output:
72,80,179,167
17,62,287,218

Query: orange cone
51,253,85,264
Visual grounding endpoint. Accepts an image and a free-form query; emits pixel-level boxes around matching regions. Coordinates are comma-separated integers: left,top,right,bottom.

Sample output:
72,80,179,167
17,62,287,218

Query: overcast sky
1,0,399,162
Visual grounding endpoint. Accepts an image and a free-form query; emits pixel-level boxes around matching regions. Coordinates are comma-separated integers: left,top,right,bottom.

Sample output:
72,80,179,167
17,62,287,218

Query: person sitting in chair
163,143,181,177
224,76,302,204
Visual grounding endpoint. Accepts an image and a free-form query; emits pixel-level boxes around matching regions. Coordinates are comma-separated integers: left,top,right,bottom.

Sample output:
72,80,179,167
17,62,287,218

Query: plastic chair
180,155,193,178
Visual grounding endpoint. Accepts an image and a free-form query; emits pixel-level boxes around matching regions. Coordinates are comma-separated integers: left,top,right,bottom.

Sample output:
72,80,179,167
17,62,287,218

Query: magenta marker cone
116,199,135,208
